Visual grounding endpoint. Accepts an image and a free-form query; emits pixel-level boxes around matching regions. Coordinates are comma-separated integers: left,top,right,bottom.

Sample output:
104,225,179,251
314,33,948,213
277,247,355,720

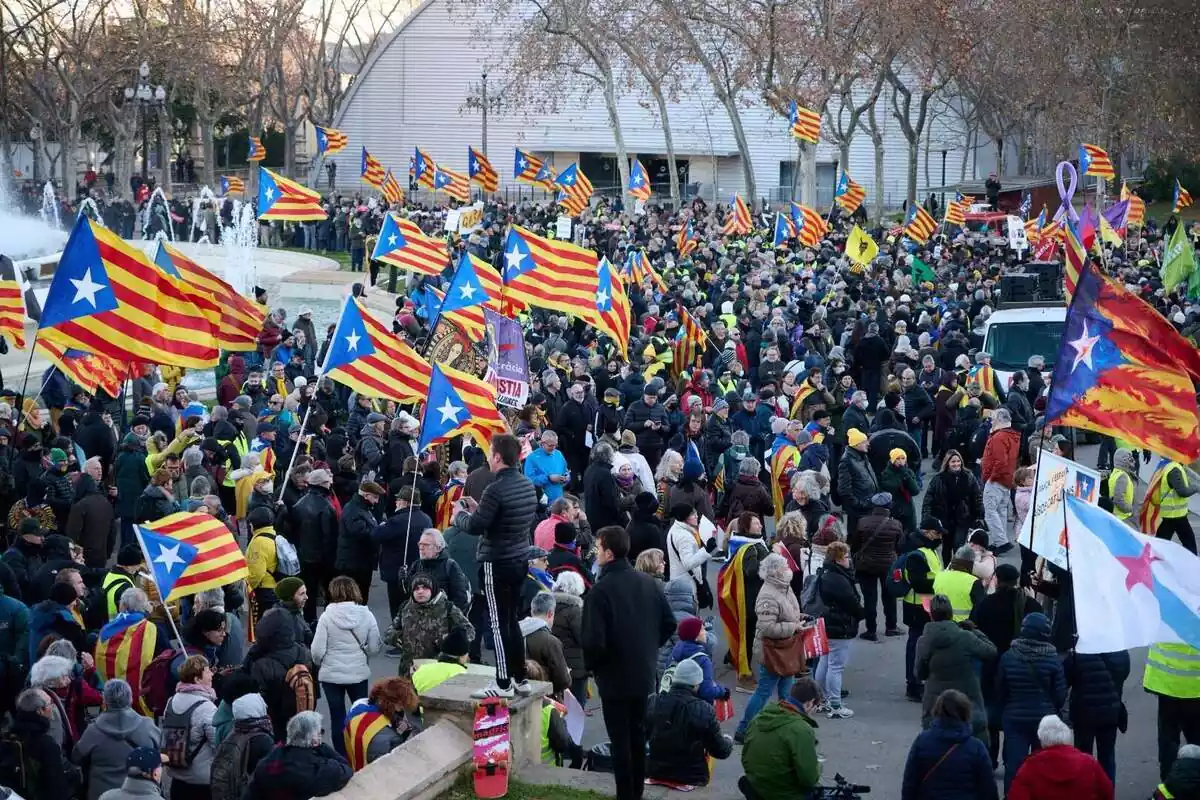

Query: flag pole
16,329,39,426
133,524,188,647
1020,445,1048,590
400,464,422,574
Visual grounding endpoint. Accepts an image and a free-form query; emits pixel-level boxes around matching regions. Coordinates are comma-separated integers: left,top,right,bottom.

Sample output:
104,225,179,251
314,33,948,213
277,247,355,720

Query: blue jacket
901,718,998,800
524,448,568,503
371,506,433,582
799,441,828,471
995,638,1067,729
1063,650,1130,729
668,639,724,703
29,599,85,666
0,591,30,676
732,405,774,455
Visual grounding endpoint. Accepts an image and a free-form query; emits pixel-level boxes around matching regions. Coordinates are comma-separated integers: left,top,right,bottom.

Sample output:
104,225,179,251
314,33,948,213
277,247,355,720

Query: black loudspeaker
1000,273,1039,303
1025,261,1064,301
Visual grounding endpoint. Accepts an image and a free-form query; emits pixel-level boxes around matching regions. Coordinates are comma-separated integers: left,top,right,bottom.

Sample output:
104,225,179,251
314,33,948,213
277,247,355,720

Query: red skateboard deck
472,697,510,798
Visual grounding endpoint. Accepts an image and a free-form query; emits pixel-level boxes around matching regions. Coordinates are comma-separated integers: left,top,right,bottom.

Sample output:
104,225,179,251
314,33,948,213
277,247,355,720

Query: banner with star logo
418,362,506,452
258,167,326,221
1015,448,1100,569
135,512,247,603
321,295,431,404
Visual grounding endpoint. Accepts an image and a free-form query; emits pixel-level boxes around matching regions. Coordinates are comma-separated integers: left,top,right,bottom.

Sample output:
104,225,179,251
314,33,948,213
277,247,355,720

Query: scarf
529,567,554,589
616,472,635,489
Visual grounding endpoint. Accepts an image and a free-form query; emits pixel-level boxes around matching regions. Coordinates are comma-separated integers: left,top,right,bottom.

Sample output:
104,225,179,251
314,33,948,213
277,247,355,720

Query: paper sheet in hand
564,689,585,745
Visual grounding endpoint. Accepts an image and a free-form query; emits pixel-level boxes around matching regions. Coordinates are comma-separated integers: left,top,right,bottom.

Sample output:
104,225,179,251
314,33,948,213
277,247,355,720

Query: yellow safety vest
903,547,943,606
1107,468,1135,521
101,571,135,622
932,569,978,622
412,661,467,695
1156,464,1191,520
220,435,249,487
1144,643,1200,699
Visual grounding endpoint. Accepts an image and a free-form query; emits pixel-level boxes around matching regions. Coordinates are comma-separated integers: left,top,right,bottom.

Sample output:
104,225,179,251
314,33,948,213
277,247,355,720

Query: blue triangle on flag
322,297,377,373
418,365,468,452
40,216,119,328
137,525,199,600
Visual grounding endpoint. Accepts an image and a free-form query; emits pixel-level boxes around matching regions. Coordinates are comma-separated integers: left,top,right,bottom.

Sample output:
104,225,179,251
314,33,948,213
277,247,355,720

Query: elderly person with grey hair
30,654,85,751
583,442,626,531
72,679,160,800
10,687,78,797
1007,714,1112,798
243,710,352,799
405,528,471,614
980,407,1023,552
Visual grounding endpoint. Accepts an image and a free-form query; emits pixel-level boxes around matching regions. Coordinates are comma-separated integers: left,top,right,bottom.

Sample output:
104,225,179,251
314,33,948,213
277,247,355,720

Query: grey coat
98,776,163,800
72,708,161,800
916,620,997,739
753,571,804,664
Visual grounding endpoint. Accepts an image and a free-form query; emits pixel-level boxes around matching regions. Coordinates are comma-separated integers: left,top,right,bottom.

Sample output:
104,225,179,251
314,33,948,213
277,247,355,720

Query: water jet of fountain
142,186,175,242
39,182,61,230
76,197,107,228
190,185,218,242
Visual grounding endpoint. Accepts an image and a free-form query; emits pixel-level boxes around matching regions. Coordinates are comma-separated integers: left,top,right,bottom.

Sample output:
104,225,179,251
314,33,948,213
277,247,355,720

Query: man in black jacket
335,480,384,604
582,525,676,800
622,383,669,471
455,434,538,699
288,468,339,623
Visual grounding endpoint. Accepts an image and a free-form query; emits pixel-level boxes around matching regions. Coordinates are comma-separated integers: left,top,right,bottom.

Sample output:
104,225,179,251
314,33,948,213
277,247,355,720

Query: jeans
350,247,365,271
1157,695,1200,779
1003,721,1040,794
302,223,315,249
481,560,527,688
323,679,369,757
858,573,896,634
982,481,1013,549
601,695,648,800
1157,516,1197,555
815,639,851,706
1075,723,1117,784
905,616,927,693
736,663,795,734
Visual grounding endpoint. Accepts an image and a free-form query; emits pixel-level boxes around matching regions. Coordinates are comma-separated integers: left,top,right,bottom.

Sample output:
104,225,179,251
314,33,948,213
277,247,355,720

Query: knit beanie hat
672,658,704,688
1020,612,1052,642
677,615,703,642
275,577,304,603
441,627,470,658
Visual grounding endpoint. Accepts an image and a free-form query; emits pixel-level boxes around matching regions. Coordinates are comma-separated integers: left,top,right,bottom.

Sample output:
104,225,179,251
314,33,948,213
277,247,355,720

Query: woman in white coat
665,502,717,598
312,575,383,757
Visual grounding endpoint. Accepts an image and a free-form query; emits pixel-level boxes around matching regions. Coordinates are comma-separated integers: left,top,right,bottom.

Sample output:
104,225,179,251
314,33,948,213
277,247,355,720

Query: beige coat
753,570,804,662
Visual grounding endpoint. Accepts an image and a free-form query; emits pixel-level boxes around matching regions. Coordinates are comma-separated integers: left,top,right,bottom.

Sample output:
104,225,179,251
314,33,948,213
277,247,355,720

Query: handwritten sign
1017,449,1100,569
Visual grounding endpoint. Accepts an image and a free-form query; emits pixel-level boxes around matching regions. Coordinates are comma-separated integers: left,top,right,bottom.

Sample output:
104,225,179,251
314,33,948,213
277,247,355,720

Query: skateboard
472,697,510,798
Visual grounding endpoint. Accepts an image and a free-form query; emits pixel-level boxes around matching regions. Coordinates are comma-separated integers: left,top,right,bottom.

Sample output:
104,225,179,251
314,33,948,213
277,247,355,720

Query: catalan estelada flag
435,479,465,531
717,544,754,677
96,611,160,716
153,242,266,352
435,251,505,339
247,137,265,162
1046,253,1200,464
956,192,976,206
371,214,448,277
1079,143,1116,180
555,163,593,216
360,147,385,188
628,159,652,201
413,147,436,189
1139,459,1171,536
788,100,821,144
772,212,794,249
944,200,966,227
1121,183,1145,227
258,167,326,222
344,705,390,772
434,165,471,202
468,147,499,192
533,161,558,191
672,302,708,375
1025,207,1047,243
675,220,698,258
513,148,544,184
39,217,219,368
219,176,244,196
904,204,937,244
381,170,404,205
136,512,248,602
314,124,348,156
39,340,125,397
628,250,666,293
417,362,506,452
0,273,25,349
790,202,830,247
721,194,752,235
322,295,432,403
834,172,866,215
1174,180,1193,213
592,257,631,358
502,225,598,318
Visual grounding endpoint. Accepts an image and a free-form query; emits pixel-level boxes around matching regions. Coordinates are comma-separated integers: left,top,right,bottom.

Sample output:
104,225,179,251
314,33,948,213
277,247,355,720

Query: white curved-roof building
325,0,978,208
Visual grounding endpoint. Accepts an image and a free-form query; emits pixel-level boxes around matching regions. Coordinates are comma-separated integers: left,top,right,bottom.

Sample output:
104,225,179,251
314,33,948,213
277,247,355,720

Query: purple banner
483,309,529,409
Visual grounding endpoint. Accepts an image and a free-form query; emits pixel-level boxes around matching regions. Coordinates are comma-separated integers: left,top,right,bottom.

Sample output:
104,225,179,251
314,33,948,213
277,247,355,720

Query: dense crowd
0,187,1198,800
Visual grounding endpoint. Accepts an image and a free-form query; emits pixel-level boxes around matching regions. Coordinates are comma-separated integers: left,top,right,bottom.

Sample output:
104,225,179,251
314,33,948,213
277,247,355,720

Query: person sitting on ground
645,657,733,788
520,591,572,696
242,711,352,800
343,676,423,771
901,688,999,800
412,629,471,695
1007,714,1114,800
1154,744,1200,800
738,677,823,800
71,679,160,800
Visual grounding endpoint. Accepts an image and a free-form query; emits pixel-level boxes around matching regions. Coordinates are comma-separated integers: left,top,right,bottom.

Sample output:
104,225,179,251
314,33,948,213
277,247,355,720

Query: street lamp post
480,70,488,157
123,62,166,180
29,123,41,183
941,148,948,208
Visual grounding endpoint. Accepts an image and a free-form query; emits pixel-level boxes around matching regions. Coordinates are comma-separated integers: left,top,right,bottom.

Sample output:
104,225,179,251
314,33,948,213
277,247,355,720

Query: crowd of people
0,184,1198,800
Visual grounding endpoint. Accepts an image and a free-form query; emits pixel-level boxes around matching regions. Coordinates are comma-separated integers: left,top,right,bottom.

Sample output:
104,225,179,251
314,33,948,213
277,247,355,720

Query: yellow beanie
847,429,868,448
889,447,907,463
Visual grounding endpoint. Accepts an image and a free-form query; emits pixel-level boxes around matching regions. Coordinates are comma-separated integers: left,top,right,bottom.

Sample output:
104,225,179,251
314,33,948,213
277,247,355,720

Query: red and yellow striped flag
555,163,593,217
1121,183,1145,227
673,303,708,375
0,276,25,349
629,250,667,293
96,613,160,717
904,205,938,244
382,170,404,205
1174,180,1193,213
944,200,966,227
258,167,326,222
790,203,830,247
155,243,267,352
38,341,122,397
247,137,265,162
468,147,499,192
789,101,821,144
322,296,432,403
361,147,386,188
220,176,244,195
139,512,248,602
371,214,449,277
413,147,437,189
1079,143,1115,180
721,194,752,236
434,165,471,202
834,173,866,215
675,220,698,258
502,225,598,318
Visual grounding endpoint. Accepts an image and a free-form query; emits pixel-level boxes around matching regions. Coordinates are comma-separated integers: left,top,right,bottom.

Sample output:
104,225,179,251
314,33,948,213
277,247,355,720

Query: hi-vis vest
1144,643,1200,699
1156,463,1191,520
102,571,135,622
220,435,249,488
344,708,390,772
1107,468,1135,520
904,547,943,606
932,569,978,621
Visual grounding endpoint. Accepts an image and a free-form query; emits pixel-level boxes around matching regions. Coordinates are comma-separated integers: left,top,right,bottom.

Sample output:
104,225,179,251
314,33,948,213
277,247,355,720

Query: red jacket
980,426,1022,488
1008,745,1113,800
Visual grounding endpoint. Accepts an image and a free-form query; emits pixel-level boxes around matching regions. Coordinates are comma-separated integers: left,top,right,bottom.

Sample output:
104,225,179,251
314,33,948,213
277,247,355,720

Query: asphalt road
333,439,1180,799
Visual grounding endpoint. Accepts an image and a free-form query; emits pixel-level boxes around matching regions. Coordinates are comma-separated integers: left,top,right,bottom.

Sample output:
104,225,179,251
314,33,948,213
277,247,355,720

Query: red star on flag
1116,542,1162,593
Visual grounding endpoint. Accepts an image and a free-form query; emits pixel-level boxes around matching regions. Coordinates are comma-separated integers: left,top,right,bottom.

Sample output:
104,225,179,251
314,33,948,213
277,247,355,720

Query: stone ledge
322,719,473,800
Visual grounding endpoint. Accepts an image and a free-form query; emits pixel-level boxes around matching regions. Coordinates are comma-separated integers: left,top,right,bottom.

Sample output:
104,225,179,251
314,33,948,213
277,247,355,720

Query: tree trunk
199,119,216,188
599,65,630,205
960,126,972,180
650,83,681,208
873,134,885,224
799,141,817,207
906,136,918,209
725,98,756,205
158,107,171,192
284,124,297,178
839,142,850,179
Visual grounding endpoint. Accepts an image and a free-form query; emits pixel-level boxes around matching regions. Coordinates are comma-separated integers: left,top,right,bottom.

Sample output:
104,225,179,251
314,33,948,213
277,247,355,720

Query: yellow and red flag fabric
321,296,432,403
344,707,390,772
502,225,598,318
38,340,126,397
432,252,506,339
788,101,821,144
468,147,499,192
672,302,708,375
382,170,404,205
137,512,248,602
1025,207,1047,243
628,250,667,293
769,443,801,522
247,137,265,162
1046,249,1200,464
435,480,465,530
0,275,25,349
717,544,754,678
39,218,220,368
721,194,752,236
1174,180,1193,213
96,613,159,716
360,147,386,188
314,124,348,156
371,214,449,277
513,148,545,185
904,205,938,245
675,220,698,258
413,147,437,189
628,159,652,202
1121,183,1145,227
592,257,631,358
219,176,244,196
1079,143,1115,180
154,243,266,352
434,165,471,202
790,203,830,247
417,362,507,452
555,163,593,216
258,167,326,222
833,172,866,215
944,200,967,227
1139,461,1170,536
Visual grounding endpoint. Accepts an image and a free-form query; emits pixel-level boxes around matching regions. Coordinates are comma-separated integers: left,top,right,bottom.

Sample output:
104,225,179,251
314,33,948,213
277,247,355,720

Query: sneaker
826,705,855,719
859,631,878,642
469,683,515,700
513,680,534,697
885,627,905,637
385,646,405,658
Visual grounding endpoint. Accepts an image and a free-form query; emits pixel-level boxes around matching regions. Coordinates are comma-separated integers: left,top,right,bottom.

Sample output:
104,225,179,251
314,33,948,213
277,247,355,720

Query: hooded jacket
311,600,383,685
163,683,218,786
520,616,572,694
645,685,731,787
113,433,151,518
658,577,699,674
66,474,115,566
741,701,821,798
241,742,352,800
901,717,998,800
390,590,473,676
245,607,315,740
1006,744,1113,800
71,706,161,800
915,620,997,738
995,632,1067,729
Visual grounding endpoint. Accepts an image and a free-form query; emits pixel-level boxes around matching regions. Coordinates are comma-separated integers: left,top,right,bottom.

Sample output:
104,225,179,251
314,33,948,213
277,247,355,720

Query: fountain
39,181,61,230
219,200,259,296
76,197,107,228
190,185,219,242
0,155,68,261
141,186,174,241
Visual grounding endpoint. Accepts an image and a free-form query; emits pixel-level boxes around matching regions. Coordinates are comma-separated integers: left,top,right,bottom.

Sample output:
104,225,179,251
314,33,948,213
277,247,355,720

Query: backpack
273,534,301,577
211,728,271,800
800,568,827,617
0,735,28,794
160,696,206,769
658,653,703,694
141,647,189,720
887,552,913,598
282,664,316,720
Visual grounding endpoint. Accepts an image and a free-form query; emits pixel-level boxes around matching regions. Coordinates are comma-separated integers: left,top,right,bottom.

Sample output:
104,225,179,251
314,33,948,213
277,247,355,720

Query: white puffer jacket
311,600,383,684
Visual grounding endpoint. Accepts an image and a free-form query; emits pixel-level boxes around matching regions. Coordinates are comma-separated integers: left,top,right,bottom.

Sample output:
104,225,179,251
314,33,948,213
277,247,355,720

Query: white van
980,305,1067,389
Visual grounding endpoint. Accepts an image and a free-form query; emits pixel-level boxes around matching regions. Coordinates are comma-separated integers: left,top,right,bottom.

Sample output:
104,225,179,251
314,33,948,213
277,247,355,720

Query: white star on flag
518,157,527,169
1068,321,1100,372
437,398,463,424
70,269,104,307
458,283,477,301
265,187,275,201
505,247,526,275
154,542,185,572
344,331,361,351
388,234,398,246
596,288,609,306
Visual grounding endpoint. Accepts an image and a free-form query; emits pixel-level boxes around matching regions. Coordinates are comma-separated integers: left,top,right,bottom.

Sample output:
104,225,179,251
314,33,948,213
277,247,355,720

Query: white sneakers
469,680,534,699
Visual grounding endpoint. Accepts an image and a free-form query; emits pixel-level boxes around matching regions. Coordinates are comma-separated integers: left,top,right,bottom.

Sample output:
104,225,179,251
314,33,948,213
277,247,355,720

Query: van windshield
983,321,1065,372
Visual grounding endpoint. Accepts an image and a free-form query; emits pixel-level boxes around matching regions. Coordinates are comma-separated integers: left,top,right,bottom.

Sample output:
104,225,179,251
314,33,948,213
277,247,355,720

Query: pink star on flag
1116,542,1162,593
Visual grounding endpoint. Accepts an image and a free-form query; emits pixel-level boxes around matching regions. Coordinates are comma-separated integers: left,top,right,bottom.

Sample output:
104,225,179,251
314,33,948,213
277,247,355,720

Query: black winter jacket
817,561,864,640
288,487,339,565
645,686,732,787
626,509,664,565
244,607,315,741
995,638,1068,729
623,400,669,455
849,508,902,575
405,551,470,613
1063,650,1130,729
583,460,625,531
552,592,587,679
372,506,433,582
582,559,675,699
922,468,983,530
241,742,352,800
335,495,379,573
460,467,537,565
836,448,879,516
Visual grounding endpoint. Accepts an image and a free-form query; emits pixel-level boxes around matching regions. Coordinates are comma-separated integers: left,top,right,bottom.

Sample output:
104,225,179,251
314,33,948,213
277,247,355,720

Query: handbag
762,631,805,676
1021,655,1068,723
669,529,713,609
922,743,959,784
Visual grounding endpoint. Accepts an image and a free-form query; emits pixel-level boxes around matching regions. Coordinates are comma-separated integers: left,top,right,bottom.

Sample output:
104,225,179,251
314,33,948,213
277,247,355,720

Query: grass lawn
1143,201,1200,223
437,775,611,800
279,246,352,269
